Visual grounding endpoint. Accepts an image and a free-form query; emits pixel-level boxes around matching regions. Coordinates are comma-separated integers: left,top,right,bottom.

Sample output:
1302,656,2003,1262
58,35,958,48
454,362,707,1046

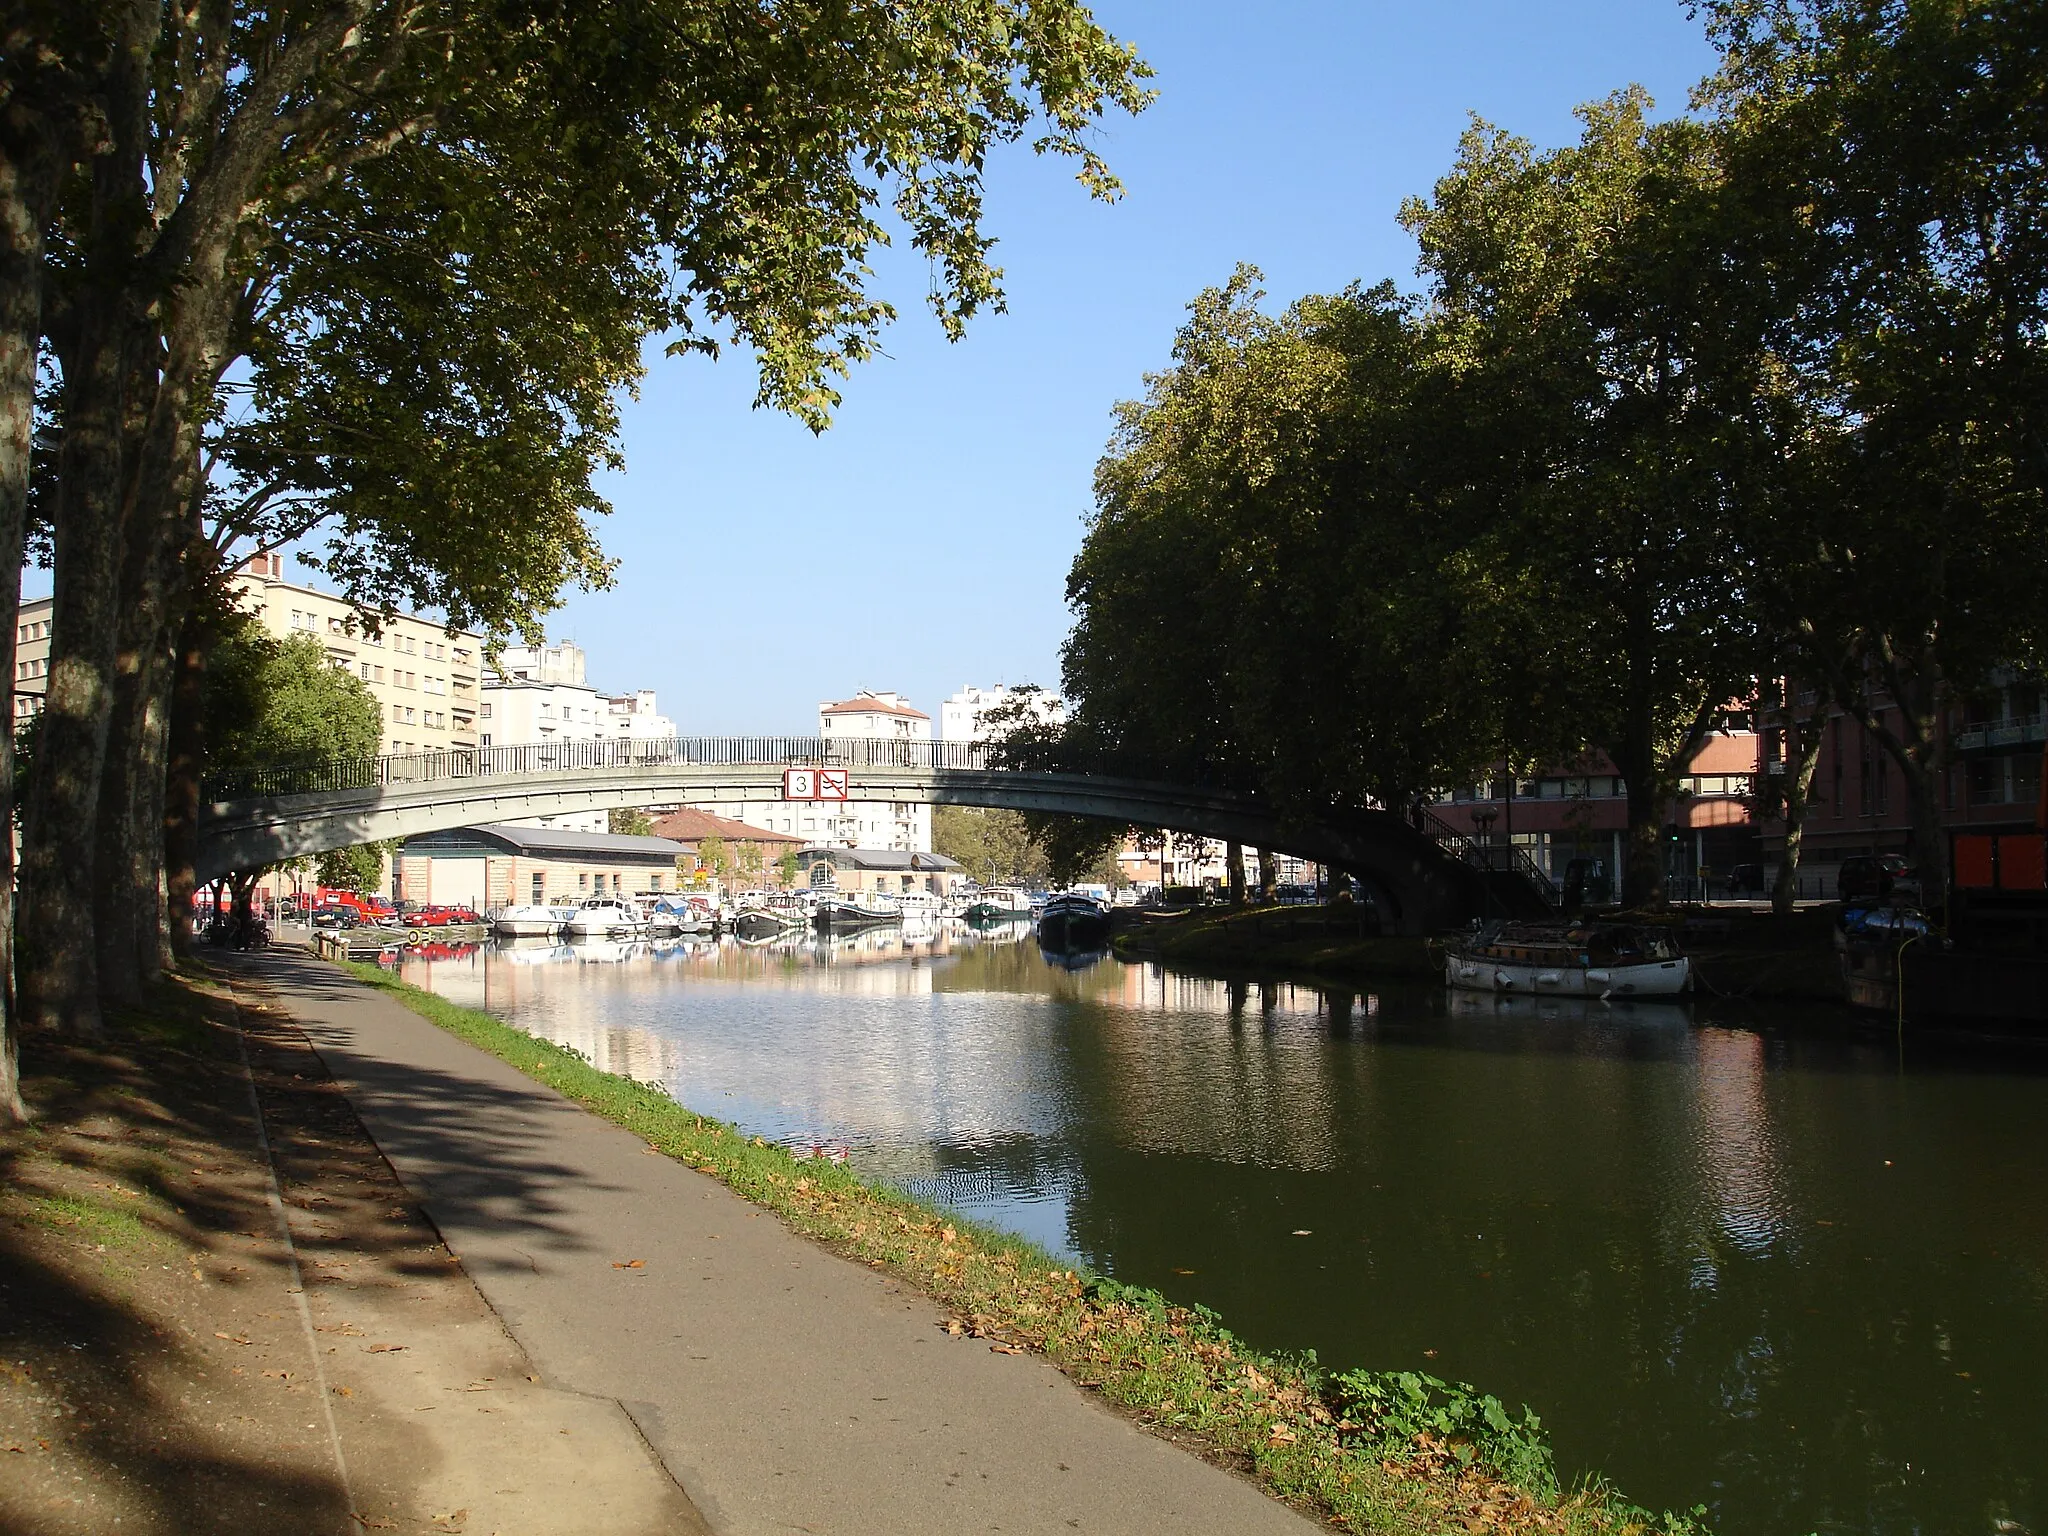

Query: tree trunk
1619,776,1667,909
1770,714,1823,916
1900,758,1948,915
17,24,154,1036
1226,840,1244,906
0,146,52,1118
1257,847,1277,902
164,604,207,960
17,299,142,1034
94,456,199,998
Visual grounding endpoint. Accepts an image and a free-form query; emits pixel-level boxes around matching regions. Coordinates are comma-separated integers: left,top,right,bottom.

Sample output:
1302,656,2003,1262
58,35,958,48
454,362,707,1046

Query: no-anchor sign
783,767,849,802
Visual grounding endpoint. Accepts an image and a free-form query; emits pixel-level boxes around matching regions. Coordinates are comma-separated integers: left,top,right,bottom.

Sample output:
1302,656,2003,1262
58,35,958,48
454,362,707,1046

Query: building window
578,873,588,890
480,703,492,719
532,874,544,902
1873,754,1889,817
361,662,372,681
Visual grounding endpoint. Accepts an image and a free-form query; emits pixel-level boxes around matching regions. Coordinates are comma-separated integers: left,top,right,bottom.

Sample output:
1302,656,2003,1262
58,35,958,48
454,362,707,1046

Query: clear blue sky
344,3,1719,731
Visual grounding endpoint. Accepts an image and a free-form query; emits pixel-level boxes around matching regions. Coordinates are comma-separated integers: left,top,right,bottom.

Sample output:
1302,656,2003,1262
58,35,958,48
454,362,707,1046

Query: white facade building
680,690,933,852
939,683,1064,744
480,639,675,832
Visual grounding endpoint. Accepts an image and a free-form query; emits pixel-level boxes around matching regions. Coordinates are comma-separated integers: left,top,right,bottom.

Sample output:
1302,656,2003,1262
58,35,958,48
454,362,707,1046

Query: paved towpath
241,944,1324,1536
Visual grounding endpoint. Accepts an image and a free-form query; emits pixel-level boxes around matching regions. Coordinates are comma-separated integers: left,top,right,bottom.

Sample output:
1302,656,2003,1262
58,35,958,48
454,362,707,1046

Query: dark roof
798,845,962,871
405,823,680,862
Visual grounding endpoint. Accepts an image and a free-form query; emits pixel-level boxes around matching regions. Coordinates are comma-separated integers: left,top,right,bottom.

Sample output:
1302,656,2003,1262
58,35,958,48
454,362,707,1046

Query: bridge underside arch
198,765,1483,934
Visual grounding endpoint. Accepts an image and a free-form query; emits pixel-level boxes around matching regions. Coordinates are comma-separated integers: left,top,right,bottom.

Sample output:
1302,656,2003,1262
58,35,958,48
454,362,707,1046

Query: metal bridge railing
202,735,1004,803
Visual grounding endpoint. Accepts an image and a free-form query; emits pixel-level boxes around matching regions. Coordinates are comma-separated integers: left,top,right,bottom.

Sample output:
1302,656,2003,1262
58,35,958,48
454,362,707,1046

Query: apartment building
479,639,677,833
229,553,483,757
1759,673,2046,890
938,683,1064,744
1432,725,1767,894
13,596,51,724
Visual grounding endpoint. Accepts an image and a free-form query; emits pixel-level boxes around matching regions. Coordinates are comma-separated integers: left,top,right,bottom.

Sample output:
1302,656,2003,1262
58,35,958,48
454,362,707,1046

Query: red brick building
1759,677,2046,895
1433,725,1765,897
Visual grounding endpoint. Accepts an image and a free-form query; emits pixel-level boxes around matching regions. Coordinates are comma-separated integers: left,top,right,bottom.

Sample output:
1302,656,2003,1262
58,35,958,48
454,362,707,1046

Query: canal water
385,928,2046,1536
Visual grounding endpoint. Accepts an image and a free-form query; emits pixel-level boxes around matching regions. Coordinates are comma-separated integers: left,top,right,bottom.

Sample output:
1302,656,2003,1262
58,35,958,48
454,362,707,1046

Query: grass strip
333,956,1708,1536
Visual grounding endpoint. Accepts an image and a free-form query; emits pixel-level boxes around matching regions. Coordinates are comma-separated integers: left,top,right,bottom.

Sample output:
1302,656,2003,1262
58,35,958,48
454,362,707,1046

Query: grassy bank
333,956,1707,1535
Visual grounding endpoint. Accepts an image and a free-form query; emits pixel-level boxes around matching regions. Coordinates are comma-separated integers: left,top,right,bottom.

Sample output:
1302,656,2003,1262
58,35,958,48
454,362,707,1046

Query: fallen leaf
989,1343,1024,1356
1172,1268,1196,1275
3,1443,24,1453
430,1510,468,1531
1291,1229,1312,1236
214,1332,252,1345
348,1517,398,1531
1270,1425,1298,1443
611,1259,646,1270
334,1386,353,1398
366,1344,406,1354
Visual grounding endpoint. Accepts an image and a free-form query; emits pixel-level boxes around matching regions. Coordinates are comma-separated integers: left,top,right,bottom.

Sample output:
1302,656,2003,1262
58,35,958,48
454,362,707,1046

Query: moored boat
1035,892,1110,950
564,896,647,937
491,903,576,937
815,896,903,932
1444,921,1690,998
964,886,1034,925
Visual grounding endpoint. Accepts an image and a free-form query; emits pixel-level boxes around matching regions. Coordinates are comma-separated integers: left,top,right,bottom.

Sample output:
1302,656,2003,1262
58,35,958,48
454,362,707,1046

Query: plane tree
5,0,1153,1055
1695,0,2048,907
1404,91,1775,906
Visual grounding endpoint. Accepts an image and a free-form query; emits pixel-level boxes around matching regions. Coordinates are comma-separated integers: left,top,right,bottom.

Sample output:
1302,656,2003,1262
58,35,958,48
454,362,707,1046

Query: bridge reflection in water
383,930,2048,1536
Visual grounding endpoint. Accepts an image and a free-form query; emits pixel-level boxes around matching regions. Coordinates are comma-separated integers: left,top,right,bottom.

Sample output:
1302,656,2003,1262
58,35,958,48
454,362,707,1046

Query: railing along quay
203,735,1005,802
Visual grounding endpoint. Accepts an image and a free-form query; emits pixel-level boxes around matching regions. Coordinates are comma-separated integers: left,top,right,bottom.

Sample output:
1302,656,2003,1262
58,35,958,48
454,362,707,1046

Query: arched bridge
199,736,1549,934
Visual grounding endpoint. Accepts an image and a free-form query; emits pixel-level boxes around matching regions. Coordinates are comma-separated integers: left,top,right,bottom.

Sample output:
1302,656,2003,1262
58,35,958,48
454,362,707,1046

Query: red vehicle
303,888,397,922
406,904,482,928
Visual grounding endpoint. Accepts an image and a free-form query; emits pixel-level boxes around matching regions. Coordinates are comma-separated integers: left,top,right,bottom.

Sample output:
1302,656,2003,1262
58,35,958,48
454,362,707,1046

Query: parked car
1838,854,1917,905
406,904,481,928
1726,862,1767,897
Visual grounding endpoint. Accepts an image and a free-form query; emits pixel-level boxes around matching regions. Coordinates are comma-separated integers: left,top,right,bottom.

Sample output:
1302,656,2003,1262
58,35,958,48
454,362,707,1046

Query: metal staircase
1415,806,1561,919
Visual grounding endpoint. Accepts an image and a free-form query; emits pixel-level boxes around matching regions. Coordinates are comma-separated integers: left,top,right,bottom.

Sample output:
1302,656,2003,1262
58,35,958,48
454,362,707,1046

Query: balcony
1954,715,2047,753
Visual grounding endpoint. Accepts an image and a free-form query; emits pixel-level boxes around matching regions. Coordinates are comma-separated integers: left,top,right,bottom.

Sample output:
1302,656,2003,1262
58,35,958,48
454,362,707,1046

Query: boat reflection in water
1441,986,1691,1030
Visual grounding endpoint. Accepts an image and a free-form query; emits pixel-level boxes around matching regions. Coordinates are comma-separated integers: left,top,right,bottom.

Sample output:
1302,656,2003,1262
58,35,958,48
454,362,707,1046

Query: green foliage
1064,270,1514,825
195,0,1156,638
777,849,802,888
1331,1368,1558,1498
608,808,654,836
315,843,392,895
695,834,730,880
204,621,383,772
1059,7,2048,906
933,806,1050,885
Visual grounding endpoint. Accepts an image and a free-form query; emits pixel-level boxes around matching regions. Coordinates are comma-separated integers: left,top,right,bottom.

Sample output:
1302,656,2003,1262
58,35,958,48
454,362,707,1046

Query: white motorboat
1443,922,1690,998
564,896,647,937
492,903,576,937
